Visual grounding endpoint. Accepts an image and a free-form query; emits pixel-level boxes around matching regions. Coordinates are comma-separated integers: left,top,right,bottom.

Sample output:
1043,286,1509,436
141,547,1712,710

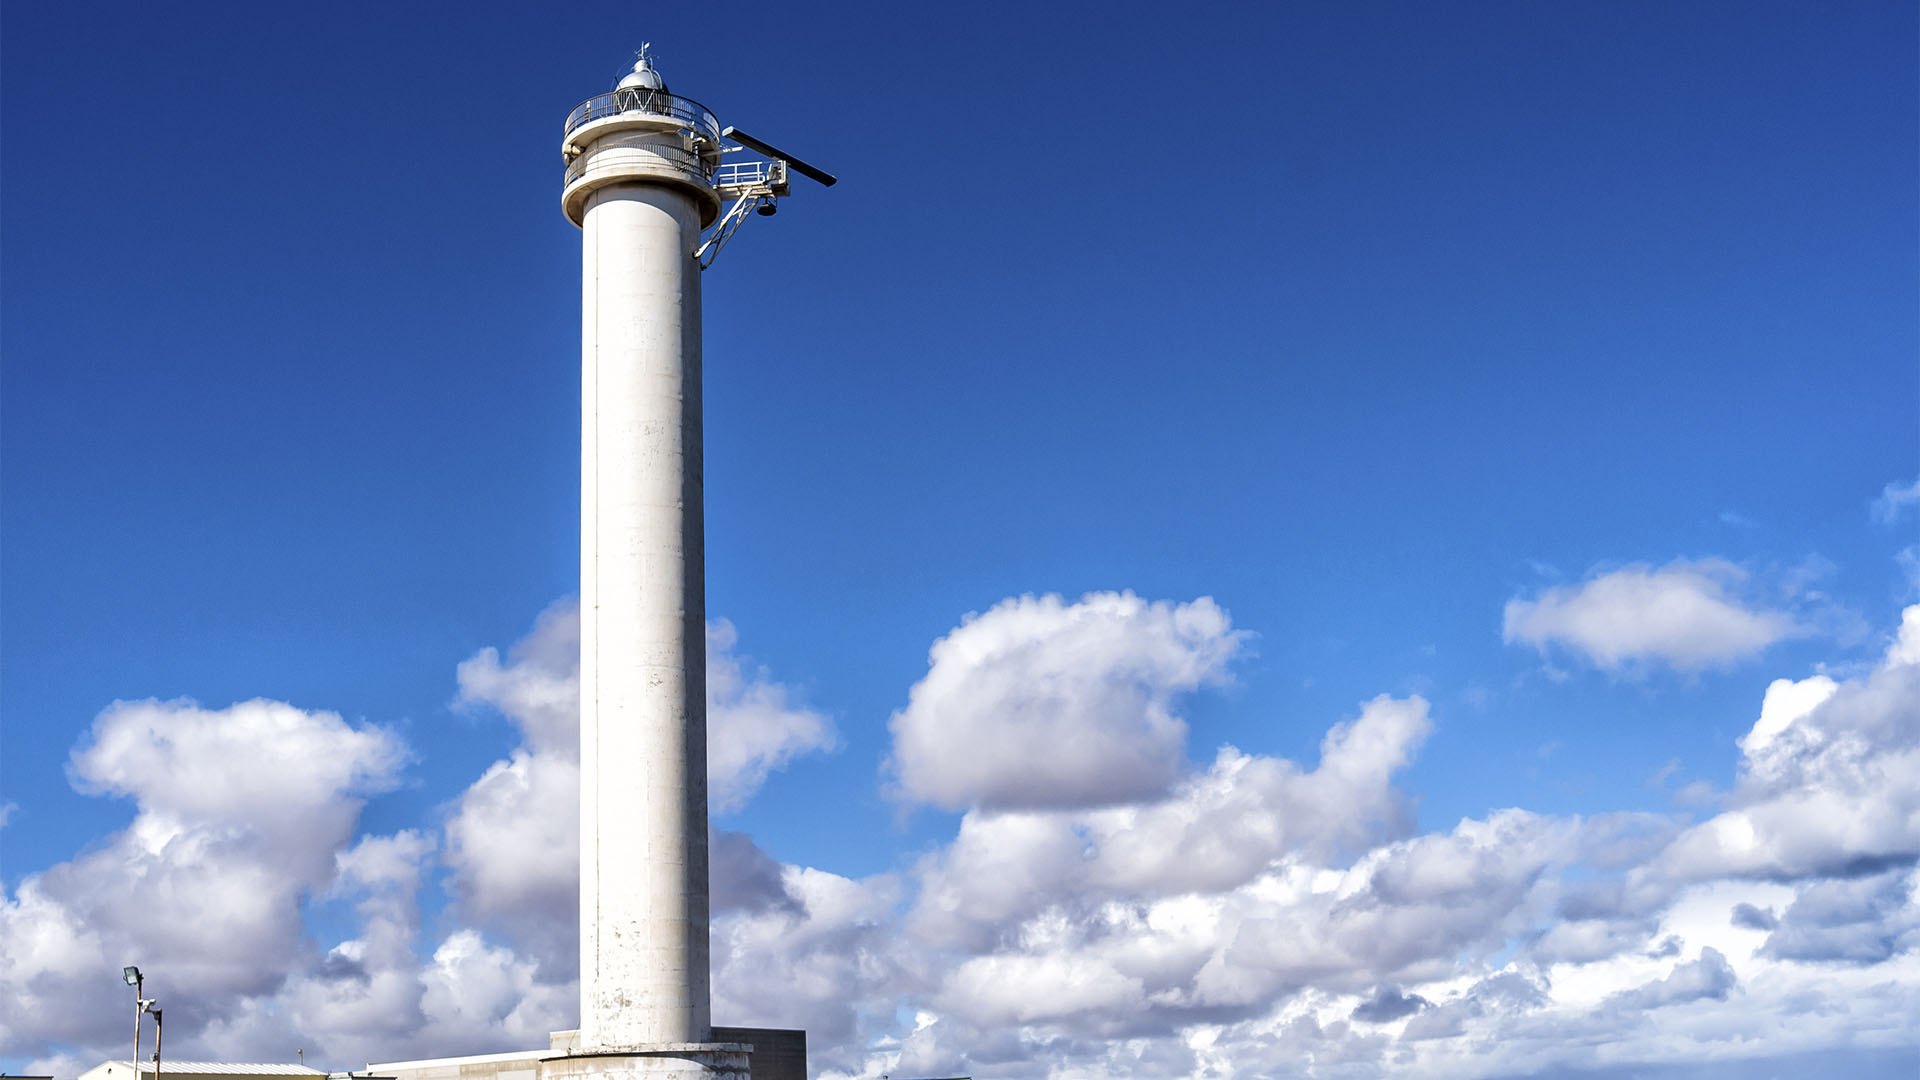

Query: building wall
362,1050,543,1080
80,1064,325,1080
711,1028,804,1080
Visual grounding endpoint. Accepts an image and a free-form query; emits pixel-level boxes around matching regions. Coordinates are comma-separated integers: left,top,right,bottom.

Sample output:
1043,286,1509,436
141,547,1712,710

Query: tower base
542,1046,751,1080
368,1030,802,1080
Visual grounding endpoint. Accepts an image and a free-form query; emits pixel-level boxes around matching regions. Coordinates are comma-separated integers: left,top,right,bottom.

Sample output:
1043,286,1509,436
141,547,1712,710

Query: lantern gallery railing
563,89,722,147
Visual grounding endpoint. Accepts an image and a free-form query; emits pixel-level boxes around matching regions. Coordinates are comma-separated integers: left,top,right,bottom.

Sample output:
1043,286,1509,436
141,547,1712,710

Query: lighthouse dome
617,53,667,92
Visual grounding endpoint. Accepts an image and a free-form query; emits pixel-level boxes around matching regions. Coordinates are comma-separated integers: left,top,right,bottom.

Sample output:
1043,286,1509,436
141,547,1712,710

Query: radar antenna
721,126,837,188
695,125,837,269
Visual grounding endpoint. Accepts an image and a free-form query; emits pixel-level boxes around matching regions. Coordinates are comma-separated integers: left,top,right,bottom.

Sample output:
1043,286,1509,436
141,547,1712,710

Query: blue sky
3,3,1917,1078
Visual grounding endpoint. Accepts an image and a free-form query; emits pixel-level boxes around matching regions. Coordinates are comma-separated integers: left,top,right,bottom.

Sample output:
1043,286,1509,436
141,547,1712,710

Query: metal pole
150,1007,162,1080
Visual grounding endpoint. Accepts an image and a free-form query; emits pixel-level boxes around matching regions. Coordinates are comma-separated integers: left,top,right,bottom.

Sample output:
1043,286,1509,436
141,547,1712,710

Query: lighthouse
555,48,829,1080
364,46,823,1080
565,47,722,1067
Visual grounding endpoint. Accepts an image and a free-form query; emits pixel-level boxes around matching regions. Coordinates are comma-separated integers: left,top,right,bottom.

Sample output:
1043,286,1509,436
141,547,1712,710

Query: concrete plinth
542,1046,751,1080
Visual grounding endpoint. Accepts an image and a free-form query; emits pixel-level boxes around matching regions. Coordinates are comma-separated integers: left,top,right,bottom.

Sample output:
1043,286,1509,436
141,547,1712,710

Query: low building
80,1063,327,1080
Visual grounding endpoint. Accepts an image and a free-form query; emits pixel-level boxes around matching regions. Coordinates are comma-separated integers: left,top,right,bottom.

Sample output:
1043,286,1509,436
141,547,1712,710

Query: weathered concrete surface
542,1047,749,1080
577,163,711,1050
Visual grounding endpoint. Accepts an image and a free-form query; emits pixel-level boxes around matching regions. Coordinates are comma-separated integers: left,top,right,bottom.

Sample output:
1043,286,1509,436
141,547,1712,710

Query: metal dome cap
616,45,667,92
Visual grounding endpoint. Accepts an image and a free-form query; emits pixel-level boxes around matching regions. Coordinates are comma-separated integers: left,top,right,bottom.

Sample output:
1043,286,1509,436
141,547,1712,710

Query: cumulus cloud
441,744,581,962
1738,674,1839,755
1653,615,1920,882
1087,694,1430,886
443,600,835,954
833,604,1920,1078
886,592,1246,812
1889,604,1920,667
1504,560,1798,672
1730,902,1778,931
1758,870,1920,965
905,695,1432,956
886,715,1562,1072
211,836,576,1067
444,602,586,960
706,619,836,813
241,830,438,1056
11,596,1920,1080
1,601,834,1071
710,862,905,1058
1351,986,1430,1022
1604,946,1736,1009
710,829,804,916
849,598,1915,1077
452,600,834,810
0,699,406,1059
455,601,582,755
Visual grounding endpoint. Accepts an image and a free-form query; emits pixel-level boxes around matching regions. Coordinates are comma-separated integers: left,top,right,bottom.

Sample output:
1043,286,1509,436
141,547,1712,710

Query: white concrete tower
555,50,743,1080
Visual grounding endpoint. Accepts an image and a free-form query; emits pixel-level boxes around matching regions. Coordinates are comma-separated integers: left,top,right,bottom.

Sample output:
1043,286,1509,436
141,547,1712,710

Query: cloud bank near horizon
4,590,1918,1080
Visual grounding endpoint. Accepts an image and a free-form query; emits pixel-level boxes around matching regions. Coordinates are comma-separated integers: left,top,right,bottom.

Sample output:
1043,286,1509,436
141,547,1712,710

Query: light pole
122,966,149,1080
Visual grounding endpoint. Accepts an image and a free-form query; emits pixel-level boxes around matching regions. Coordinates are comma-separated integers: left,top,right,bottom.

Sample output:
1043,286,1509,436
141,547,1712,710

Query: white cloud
938,952,1146,1026
1603,946,1735,1008
886,592,1246,812
445,602,584,958
0,603,835,1071
1739,674,1839,755
11,598,1920,1080
414,930,574,1052
442,601,836,954
1652,612,1920,882
441,600,1920,1076
706,619,836,814
826,604,1920,1078
710,863,908,1058
0,699,406,1059
905,693,1433,956
1758,869,1920,965
1504,559,1799,671
455,601,581,756
1870,476,1920,524
452,599,835,812
442,747,582,960
71,697,406,857
1888,604,1920,667
253,831,437,1057
881,688,1539,1073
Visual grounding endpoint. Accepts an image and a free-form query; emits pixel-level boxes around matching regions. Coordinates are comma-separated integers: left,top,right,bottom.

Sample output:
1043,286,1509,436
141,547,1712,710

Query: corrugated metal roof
116,1063,325,1076
362,1049,546,1070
